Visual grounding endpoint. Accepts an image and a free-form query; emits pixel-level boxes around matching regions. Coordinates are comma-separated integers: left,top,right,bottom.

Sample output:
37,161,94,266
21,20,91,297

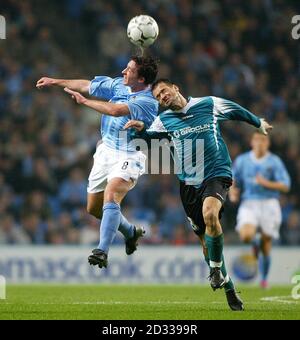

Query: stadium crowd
0,0,300,245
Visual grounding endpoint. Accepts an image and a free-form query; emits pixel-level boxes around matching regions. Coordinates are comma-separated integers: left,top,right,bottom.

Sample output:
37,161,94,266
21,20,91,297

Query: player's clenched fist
36,77,56,89
124,120,145,132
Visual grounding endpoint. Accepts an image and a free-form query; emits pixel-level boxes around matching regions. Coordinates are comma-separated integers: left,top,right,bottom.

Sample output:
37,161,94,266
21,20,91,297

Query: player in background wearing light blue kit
231,132,290,288
125,78,273,311
36,56,158,268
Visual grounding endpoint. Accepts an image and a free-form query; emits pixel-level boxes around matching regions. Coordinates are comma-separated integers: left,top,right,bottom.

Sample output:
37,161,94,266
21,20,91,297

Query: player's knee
239,231,253,243
203,208,218,228
261,237,272,255
104,189,124,205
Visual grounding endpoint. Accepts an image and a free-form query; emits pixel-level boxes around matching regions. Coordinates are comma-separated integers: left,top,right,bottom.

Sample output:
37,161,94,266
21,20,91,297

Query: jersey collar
127,85,151,95
163,97,203,115
250,150,270,163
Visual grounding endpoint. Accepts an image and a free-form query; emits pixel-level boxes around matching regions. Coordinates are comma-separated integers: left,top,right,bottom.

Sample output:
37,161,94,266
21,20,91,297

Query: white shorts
235,199,282,239
87,142,146,194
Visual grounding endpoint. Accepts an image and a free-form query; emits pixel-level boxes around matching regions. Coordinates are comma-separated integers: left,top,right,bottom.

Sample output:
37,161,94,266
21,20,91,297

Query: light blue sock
98,202,121,254
118,213,134,240
259,255,271,281
252,234,261,258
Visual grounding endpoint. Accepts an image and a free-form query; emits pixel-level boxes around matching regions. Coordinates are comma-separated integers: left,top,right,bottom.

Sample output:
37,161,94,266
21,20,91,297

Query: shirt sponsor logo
173,123,210,138
182,114,194,120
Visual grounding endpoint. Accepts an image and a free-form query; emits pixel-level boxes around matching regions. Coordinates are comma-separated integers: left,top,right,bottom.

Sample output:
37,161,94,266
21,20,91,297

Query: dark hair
151,78,173,92
131,55,158,85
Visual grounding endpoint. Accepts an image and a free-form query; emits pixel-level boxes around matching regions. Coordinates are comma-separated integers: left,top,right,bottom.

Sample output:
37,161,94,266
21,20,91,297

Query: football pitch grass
0,285,299,320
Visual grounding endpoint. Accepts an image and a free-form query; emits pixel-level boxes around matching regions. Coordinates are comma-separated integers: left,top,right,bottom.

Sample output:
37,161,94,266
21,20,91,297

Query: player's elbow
278,181,290,193
281,185,290,193
110,109,123,117
110,106,128,117
80,81,91,94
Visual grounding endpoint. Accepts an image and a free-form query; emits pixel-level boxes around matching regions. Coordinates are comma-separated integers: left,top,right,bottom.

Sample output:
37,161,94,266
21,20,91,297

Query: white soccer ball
127,15,159,47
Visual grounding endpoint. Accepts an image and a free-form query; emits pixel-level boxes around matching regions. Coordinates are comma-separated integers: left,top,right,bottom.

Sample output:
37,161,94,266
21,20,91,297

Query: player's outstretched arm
124,119,170,141
255,175,290,193
64,87,129,117
36,77,90,94
213,97,273,134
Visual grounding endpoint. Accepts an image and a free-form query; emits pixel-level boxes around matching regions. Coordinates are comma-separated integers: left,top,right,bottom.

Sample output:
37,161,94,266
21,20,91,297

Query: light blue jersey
233,151,291,200
89,76,158,151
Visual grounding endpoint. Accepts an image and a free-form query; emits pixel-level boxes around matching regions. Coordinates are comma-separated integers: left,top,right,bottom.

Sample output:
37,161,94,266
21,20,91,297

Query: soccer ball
127,15,159,47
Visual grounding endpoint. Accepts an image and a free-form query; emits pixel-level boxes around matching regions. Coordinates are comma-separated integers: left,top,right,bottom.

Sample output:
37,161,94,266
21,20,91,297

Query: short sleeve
89,76,123,100
127,96,158,128
273,156,291,189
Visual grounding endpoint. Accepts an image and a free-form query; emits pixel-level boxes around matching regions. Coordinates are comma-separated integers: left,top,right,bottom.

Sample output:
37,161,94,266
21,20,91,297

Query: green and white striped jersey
136,96,261,187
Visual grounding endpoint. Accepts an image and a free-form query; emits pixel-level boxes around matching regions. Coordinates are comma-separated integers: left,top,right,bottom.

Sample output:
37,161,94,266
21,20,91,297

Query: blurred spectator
143,224,163,245
21,191,52,221
21,213,46,244
159,194,187,240
59,168,87,211
281,211,300,246
0,215,29,244
79,215,100,245
171,225,188,246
